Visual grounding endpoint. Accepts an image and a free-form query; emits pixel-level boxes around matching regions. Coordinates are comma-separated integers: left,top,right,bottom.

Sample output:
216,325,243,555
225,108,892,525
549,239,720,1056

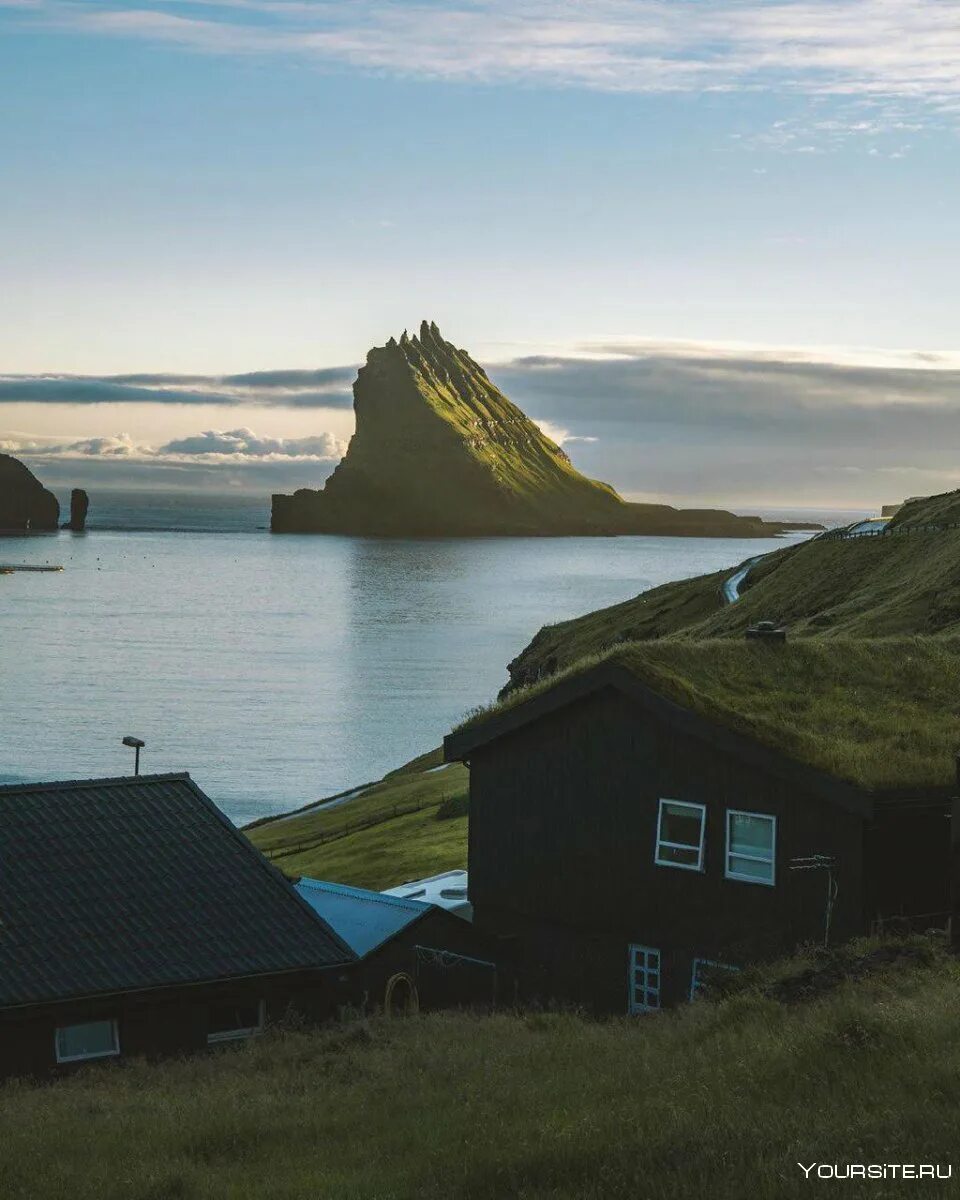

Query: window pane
729,813,773,858
661,803,703,849
209,1003,262,1038
657,842,700,867
56,1020,117,1061
729,853,774,882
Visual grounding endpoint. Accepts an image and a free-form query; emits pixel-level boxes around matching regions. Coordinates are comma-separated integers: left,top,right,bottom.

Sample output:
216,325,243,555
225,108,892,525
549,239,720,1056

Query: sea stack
64,489,89,532
0,454,60,532
271,322,800,538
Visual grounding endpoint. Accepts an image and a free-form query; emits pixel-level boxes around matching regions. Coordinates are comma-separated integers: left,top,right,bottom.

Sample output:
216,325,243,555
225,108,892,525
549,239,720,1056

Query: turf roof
456,637,960,792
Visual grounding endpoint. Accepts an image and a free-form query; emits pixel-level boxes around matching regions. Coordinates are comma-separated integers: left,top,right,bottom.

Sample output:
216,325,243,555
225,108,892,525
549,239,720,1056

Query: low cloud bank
0,370,355,409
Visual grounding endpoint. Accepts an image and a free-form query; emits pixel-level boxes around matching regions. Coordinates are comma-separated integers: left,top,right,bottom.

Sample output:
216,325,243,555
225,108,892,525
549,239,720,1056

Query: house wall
468,688,867,1010
0,970,342,1081
864,804,953,930
343,911,499,1014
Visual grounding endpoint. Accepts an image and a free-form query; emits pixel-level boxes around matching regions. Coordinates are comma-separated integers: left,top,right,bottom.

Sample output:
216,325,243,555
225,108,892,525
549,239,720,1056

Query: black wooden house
444,640,959,1012
0,774,354,1079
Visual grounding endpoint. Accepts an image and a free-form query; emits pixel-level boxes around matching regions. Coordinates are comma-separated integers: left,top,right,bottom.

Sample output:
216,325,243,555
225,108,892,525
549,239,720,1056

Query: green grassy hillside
505,528,960,691
246,748,468,890
889,487,960,528
4,936,956,1200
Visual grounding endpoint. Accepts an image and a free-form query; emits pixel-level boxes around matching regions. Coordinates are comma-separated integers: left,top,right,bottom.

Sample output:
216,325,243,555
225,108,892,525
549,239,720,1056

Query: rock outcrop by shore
272,322,813,538
0,454,60,532
64,488,89,532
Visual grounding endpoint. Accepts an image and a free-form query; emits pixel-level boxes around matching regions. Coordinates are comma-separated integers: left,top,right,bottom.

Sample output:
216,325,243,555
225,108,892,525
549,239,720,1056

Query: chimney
745,620,787,643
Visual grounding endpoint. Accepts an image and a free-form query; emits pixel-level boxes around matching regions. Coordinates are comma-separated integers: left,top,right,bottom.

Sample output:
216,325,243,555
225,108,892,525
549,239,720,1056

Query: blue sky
1,1,959,507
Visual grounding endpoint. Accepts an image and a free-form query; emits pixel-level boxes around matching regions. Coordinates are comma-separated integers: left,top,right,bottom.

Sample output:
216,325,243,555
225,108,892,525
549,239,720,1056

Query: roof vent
745,620,787,643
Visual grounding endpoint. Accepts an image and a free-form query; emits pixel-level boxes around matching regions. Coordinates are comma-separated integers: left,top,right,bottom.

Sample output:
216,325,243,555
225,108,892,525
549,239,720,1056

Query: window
725,810,776,885
55,1019,119,1064
655,799,706,871
689,958,740,1001
207,1000,265,1044
628,945,661,1013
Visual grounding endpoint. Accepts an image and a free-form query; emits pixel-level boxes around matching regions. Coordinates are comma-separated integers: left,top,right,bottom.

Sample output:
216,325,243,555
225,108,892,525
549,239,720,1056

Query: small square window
689,958,740,1001
655,799,706,872
55,1019,120,1063
208,1000,265,1044
725,810,776,885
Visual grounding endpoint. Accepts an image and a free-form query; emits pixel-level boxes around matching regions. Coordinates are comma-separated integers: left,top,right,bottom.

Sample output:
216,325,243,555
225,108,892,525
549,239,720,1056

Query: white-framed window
655,799,706,871
54,1019,120,1064
207,1000,265,1044
628,944,661,1013
689,958,740,1001
725,810,776,885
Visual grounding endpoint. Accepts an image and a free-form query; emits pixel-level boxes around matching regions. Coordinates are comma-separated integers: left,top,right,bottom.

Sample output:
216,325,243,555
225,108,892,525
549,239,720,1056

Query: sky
1,0,959,509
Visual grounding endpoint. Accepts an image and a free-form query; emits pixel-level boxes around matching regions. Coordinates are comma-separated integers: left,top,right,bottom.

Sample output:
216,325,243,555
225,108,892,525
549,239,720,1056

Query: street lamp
122,736,145,777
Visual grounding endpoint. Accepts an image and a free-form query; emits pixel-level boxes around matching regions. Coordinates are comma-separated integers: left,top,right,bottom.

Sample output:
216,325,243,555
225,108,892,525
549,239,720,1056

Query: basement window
207,1000,265,1044
55,1019,120,1064
689,958,740,1001
725,810,777,886
655,799,706,871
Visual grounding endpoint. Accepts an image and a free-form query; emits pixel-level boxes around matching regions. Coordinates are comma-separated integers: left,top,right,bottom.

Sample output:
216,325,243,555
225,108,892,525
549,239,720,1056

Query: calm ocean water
0,491,862,825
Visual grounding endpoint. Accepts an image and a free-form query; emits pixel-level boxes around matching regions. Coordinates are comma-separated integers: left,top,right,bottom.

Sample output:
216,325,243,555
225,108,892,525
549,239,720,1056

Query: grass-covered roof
456,637,960,791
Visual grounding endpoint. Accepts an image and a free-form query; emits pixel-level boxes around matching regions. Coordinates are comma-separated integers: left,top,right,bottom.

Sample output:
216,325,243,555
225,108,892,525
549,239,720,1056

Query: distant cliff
0,454,60,532
272,322,807,538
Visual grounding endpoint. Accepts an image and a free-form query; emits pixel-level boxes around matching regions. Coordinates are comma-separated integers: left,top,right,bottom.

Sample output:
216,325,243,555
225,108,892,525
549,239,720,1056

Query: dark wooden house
294,877,497,1014
0,773,355,1079
444,640,959,1012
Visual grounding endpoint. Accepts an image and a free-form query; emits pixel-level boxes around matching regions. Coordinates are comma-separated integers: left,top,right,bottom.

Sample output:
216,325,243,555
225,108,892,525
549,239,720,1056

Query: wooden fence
816,521,960,543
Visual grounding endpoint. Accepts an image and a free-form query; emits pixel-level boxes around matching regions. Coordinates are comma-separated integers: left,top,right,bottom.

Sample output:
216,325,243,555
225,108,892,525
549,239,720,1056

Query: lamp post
122,736,145,777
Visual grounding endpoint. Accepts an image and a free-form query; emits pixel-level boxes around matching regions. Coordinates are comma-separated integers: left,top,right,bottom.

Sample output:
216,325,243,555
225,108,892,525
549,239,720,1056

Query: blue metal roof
294,877,431,957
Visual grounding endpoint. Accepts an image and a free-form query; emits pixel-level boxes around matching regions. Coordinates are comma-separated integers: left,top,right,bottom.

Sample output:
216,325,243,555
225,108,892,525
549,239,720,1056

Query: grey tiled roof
0,773,353,1008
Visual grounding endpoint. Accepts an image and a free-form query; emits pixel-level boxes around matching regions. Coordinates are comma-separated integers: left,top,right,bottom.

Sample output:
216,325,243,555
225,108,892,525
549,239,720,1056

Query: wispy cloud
0,367,355,408
14,0,959,118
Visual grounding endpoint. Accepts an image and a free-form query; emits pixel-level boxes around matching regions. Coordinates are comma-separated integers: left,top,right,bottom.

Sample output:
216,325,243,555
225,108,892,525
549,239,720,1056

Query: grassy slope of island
246,748,468,890
2,936,957,1200
505,524,960,692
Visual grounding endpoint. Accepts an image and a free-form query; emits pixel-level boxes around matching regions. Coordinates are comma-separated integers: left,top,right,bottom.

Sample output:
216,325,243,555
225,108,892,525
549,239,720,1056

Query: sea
0,490,867,826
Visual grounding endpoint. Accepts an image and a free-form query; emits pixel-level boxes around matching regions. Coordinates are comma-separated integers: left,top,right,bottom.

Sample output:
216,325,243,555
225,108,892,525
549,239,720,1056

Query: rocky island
272,322,815,538
0,453,61,532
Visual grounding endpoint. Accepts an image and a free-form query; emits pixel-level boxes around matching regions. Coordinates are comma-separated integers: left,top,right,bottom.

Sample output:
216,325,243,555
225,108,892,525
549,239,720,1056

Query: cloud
487,343,960,506
0,368,355,409
15,0,959,120
3,426,346,466
158,428,344,458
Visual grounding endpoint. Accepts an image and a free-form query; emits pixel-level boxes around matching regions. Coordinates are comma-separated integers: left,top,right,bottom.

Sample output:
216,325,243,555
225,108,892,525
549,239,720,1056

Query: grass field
3,936,957,1200
505,527,960,692
245,748,468,890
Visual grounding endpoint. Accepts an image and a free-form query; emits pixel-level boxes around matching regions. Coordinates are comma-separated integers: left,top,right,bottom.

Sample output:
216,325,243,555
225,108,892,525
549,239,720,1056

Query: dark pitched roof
0,773,354,1010
446,639,960,807
294,878,432,957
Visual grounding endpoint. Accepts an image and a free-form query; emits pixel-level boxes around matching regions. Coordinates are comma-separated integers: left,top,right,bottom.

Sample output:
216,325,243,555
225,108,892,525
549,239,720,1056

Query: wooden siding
468,687,870,1008
341,910,498,1014
0,971,341,1081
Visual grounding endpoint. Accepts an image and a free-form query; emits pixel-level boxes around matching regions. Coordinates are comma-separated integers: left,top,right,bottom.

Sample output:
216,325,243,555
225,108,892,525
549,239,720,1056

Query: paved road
722,554,768,604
